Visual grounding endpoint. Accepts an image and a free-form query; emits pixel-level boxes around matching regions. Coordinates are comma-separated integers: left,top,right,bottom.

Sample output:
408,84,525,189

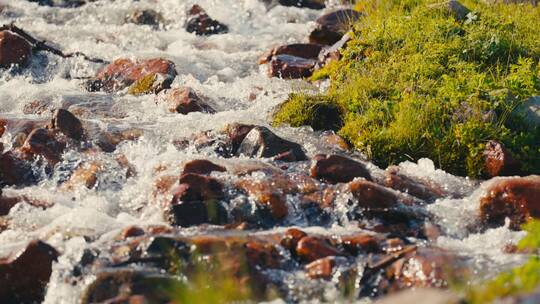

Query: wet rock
386,247,466,290
174,173,225,202
22,100,55,115
296,236,343,263
384,166,445,201
225,123,255,154
183,159,226,175
268,54,316,79
258,43,324,64
427,0,471,21
305,256,336,279
62,161,102,190
310,154,371,184
93,127,144,153
0,151,37,186
321,132,350,151
0,240,59,303
20,128,66,165
86,58,176,94
245,241,281,269
185,5,229,36
280,228,307,252
350,180,401,210
49,109,84,140
340,233,380,255
119,226,145,240
81,270,176,304
236,179,289,220
309,9,362,46
484,140,521,177
375,288,460,304
156,87,215,114
237,126,307,161
0,31,32,68
126,9,164,28
479,175,540,229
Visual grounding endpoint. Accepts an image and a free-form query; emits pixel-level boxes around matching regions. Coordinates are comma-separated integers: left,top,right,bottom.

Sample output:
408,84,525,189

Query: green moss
274,0,540,177
128,73,157,95
466,220,540,303
273,93,344,131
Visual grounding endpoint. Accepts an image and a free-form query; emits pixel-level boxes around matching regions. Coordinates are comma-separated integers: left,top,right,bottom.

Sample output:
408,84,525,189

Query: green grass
274,0,540,177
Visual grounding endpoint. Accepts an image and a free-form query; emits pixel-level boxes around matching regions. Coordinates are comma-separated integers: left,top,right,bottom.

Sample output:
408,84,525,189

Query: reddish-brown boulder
296,236,343,263
479,175,540,229
119,226,145,240
225,123,255,154
86,58,176,93
0,31,32,68
268,54,316,79
0,151,36,186
340,233,380,255
0,240,59,303
258,43,324,64
280,228,308,252
185,5,229,36
483,140,521,177
174,173,224,202
156,87,215,114
350,180,400,209
49,109,84,140
183,159,226,175
236,179,289,220
310,154,371,184
309,9,363,45
305,256,336,279
20,128,66,165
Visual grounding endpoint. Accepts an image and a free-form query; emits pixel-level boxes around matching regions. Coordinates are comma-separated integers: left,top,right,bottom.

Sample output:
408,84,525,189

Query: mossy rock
273,94,343,131
128,73,158,96
274,0,540,177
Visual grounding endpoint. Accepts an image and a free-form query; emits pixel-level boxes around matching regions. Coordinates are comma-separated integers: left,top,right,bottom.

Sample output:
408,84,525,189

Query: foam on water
0,0,528,302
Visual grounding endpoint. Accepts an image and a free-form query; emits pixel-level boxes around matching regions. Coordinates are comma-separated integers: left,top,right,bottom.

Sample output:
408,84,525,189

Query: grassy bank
274,0,540,177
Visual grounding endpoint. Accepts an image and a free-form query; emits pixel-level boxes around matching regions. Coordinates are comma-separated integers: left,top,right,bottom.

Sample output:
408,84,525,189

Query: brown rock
156,87,215,114
0,31,32,68
479,175,540,229
280,228,307,252
62,162,102,190
119,226,145,240
225,123,255,154
183,159,226,175
484,140,521,177
245,241,281,269
126,9,164,28
0,240,59,303
20,128,66,165
49,109,84,140
237,126,307,161
0,151,36,186
350,180,399,209
258,43,324,64
268,54,316,79
340,233,380,255
174,173,224,202
310,154,371,184
384,166,445,201
322,132,349,151
236,179,289,220
87,58,176,93
296,236,343,263
305,256,336,279
185,5,229,36
309,10,362,45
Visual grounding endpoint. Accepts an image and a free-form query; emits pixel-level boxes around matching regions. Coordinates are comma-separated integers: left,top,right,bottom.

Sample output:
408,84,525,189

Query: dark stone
168,199,228,227
268,54,316,79
225,123,255,154
20,128,66,165
309,9,363,45
0,31,32,68
0,240,59,304
156,87,215,114
310,154,371,184
126,9,163,28
484,140,522,177
185,5,229,36
183,159,226,175
259,43,325,64
296,236,343,263
49,109,84,140
0,151,37,186
236,126,307,161
175,173,224,202
278,0,325,9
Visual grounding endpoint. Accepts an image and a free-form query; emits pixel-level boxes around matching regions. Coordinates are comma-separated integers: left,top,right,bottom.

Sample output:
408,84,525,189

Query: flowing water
0,0,530,302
